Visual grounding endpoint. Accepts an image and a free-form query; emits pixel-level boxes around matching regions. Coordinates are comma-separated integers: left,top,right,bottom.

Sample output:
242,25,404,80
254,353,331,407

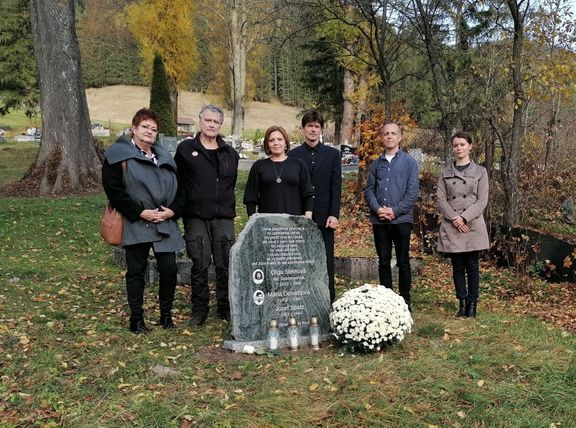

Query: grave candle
288,317,299,351
268,319,279,350
309,316,320,350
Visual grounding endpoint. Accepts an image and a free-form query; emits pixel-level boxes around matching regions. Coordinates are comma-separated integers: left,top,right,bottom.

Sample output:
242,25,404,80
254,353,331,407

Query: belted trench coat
436,161,489,253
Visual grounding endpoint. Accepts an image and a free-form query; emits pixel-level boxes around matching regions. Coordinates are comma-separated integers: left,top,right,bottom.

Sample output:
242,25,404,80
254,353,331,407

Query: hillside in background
86,86,302,136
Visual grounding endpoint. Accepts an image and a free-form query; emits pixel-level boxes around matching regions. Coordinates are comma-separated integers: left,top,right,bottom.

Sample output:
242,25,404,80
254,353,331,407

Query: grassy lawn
0,110,40,134
0,141,39,188
0,145,575,426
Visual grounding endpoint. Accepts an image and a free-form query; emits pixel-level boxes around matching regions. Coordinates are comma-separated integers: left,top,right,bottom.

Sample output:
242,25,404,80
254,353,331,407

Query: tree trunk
229,1,246,136
484,131,496,180
383,81,392,121
543,94,560,171
333,120,341,146
29,0,100,195
340,69,355,146
353,75,368,148
375,54,392,119
273,56,278,96
414,0,451,161
501,0,526,228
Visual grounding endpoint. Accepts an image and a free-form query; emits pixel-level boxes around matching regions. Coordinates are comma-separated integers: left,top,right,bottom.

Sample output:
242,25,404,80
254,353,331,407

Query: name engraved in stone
267,289,311,298
274,303,306,320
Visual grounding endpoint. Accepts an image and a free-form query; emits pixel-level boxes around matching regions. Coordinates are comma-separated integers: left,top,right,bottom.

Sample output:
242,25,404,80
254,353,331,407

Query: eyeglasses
140,124,158,133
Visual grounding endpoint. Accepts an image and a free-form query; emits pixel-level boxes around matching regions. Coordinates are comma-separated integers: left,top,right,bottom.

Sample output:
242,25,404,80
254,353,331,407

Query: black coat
289,143,342,227
175,134,239,220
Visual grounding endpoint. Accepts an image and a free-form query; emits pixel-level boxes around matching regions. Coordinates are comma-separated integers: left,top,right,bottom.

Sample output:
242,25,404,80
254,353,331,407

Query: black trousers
124,243,177,320
319,226,336,303
449,251,480,302
372,222,412,304
184,218,235,317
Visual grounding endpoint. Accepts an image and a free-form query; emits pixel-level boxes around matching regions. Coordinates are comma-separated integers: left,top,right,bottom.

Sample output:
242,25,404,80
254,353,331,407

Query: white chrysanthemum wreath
330,284,413,353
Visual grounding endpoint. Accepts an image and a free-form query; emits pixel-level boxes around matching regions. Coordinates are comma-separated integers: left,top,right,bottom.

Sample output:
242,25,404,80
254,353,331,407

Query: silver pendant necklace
272,159,285,184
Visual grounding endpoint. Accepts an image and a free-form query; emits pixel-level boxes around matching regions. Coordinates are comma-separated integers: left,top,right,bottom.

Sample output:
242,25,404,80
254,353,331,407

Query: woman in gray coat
436,132,489,318
102,108,185,333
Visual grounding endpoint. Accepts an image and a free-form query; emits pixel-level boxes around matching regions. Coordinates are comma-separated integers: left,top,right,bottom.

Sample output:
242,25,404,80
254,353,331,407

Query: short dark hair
382,121,403,135
132,108,160,128
263,126,290,155
451,131,473,145
301,110,324,129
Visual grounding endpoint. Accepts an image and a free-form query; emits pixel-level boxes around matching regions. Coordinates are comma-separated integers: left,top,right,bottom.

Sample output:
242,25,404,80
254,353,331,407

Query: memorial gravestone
409,148,423,171
157,134,179,157
225,214,331,349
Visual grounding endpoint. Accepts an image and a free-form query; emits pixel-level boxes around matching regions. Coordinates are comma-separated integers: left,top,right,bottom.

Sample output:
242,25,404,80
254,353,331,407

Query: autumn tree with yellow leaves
125,0,198,125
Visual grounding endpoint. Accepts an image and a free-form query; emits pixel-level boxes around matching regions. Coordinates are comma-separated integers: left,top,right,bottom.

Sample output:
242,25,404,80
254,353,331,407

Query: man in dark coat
289,110,342,302
175,105,239,326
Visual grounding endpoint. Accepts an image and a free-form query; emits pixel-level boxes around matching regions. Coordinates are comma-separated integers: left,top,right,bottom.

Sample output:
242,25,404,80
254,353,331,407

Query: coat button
463,195,467,198
453,181,456,185
463,181,466,184
452,196,456,199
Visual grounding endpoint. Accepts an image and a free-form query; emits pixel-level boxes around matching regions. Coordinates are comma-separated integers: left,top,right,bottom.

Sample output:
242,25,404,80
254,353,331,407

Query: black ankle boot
129,318,151,334
465,300,477,318
456,299,467,317
159,312,175,329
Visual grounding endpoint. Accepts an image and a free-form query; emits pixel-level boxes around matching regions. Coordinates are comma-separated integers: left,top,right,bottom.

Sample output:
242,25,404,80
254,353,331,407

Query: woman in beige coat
437,132,489,318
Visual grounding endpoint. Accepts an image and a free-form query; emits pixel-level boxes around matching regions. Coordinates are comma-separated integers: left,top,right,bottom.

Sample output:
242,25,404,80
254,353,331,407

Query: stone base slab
113,247,213,285
334,256,380,281
334,256,420,282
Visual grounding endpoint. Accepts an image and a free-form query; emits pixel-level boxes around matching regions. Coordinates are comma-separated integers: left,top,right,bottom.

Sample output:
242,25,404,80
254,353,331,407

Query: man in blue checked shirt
364,122,419,310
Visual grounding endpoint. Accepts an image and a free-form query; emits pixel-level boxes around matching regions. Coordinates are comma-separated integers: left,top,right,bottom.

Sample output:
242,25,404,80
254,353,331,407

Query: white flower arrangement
330,284,413,353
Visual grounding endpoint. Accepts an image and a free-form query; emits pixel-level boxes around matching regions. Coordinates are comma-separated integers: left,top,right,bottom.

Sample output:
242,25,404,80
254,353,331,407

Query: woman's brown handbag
100,161,126,245
100,202,123,245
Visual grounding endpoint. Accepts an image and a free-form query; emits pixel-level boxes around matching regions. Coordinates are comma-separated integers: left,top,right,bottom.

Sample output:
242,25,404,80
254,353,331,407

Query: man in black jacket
290,110,342,302
175,105,239,326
